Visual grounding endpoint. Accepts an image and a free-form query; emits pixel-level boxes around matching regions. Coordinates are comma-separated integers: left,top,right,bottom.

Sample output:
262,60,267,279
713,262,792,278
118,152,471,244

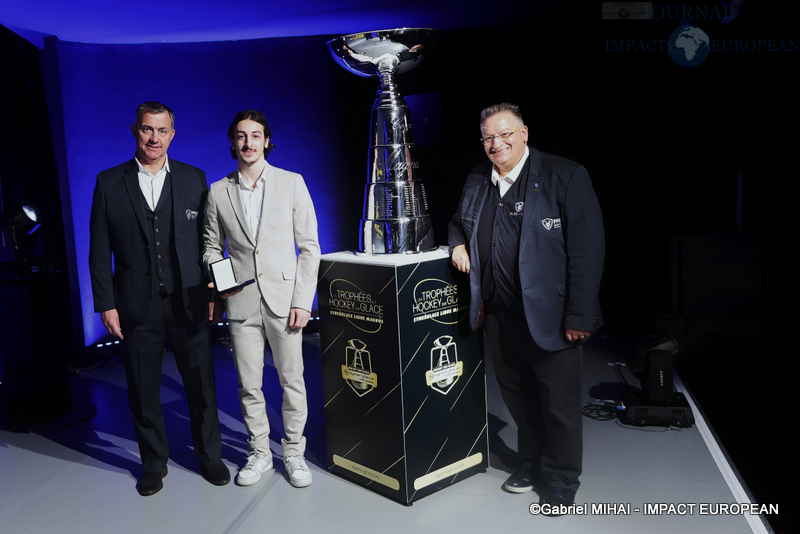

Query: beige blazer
203,162,320,321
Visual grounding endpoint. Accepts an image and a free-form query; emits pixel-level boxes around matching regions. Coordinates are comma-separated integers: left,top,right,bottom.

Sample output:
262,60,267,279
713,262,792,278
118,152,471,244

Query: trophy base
318,248,487,504
359,217,436,254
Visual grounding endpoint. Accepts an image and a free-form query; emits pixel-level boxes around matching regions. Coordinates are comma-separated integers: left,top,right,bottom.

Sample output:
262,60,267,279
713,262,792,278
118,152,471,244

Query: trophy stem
327,29,440,254
375,57,402,109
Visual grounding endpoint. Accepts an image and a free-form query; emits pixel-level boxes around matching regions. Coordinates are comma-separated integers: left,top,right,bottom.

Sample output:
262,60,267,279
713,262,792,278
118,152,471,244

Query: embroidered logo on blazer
185,209,198,220
515,202,524,212
541,217,562,230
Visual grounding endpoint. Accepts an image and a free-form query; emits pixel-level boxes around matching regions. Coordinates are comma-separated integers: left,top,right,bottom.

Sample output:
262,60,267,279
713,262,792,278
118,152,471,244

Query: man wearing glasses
449,103,604,514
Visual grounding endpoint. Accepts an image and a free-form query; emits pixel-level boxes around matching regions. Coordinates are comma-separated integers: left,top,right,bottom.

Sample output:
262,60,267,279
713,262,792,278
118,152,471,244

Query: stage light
620,334,695,427
0,202,43,263
14,204,42,236
626,334,681,403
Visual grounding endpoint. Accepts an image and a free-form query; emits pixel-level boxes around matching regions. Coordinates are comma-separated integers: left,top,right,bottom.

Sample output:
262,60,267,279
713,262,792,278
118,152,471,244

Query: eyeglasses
480,126,524,146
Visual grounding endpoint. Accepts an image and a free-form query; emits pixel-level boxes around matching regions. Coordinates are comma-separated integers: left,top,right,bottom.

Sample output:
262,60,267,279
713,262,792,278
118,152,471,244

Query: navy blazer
89,158,209,327
448,147,604,352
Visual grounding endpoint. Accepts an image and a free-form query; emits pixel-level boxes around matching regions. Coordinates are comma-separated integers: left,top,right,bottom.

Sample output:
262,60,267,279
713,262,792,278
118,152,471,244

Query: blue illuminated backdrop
57,36,364,345
2,0,556,348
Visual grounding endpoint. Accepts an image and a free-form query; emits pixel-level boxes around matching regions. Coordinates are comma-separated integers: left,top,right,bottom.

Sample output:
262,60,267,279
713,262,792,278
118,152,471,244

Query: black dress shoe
539,487,577,515
503,465,535,493
138,467,168,496
201,461,231,486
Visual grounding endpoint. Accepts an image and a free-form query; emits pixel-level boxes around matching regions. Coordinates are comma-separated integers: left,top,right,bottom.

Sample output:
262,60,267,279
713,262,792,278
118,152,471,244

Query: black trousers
484,306,583,490
121,290,222,473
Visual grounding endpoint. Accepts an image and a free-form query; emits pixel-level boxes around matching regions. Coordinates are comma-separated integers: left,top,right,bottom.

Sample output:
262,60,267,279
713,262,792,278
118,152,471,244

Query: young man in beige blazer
203,109,320,488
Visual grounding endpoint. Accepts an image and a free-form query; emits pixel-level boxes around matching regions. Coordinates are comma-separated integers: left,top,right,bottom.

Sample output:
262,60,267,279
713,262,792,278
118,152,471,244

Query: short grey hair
479,103,524,127
135,101,175,129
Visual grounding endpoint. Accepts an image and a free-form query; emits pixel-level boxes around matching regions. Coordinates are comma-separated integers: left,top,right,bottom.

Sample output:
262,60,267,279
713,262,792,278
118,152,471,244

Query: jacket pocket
540,210,563,235
181,199,201,221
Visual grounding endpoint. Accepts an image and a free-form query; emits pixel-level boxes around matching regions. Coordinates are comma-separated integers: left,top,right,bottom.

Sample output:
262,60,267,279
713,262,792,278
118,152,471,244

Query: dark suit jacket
89,158,209,328
448,147,605,352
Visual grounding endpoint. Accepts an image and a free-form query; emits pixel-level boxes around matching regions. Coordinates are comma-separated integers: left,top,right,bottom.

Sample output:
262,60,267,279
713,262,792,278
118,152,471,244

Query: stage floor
0,334,772,534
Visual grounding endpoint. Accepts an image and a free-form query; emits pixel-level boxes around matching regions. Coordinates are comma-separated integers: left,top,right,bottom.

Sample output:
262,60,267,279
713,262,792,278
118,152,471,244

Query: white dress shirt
238,167,267,239
136,156,170,211
491,145,530,198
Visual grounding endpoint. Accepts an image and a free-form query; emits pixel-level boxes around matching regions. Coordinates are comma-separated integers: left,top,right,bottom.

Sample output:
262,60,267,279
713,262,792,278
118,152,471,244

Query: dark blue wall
51,10,784,350
57,36,365,345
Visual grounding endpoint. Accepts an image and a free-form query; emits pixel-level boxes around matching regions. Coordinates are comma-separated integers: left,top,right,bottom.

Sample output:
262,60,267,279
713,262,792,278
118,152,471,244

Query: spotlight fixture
13,203,42,236
0,202,43,262
621,334,695,427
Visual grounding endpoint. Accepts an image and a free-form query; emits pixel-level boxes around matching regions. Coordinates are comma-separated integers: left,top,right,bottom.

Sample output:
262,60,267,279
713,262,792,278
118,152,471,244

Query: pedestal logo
425,335,463,395
328,278,384,333
342,339,378,396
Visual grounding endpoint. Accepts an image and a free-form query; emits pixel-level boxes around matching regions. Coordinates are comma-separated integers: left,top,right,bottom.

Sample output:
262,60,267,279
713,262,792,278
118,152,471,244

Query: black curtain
0,25,82,423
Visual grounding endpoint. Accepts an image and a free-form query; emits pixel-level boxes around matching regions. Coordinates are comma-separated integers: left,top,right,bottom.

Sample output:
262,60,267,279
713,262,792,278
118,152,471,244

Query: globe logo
668,25,710,67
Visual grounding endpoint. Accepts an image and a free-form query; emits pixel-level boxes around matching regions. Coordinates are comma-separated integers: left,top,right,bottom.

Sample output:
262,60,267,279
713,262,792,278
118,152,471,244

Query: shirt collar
491,145,530,187
237,164,267,191
135,156,170,177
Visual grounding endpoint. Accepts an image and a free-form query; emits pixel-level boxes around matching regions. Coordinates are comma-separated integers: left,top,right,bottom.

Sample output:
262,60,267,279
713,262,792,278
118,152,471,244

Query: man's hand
208,281,243,300
451,245,471,273
208,301,225,323
101,309,123,339
565,328,591,343
288,308,311,330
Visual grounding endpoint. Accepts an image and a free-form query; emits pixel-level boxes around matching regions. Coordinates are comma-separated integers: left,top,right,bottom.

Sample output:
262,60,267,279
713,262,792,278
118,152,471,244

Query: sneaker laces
285,455,308,472
244,452,266,470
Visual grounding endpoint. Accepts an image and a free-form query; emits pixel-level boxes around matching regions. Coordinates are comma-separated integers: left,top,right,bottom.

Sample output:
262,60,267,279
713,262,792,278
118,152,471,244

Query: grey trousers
229,297,308,457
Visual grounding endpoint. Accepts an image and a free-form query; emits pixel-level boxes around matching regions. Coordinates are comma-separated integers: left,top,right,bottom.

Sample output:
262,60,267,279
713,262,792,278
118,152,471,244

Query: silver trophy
327,29,440,254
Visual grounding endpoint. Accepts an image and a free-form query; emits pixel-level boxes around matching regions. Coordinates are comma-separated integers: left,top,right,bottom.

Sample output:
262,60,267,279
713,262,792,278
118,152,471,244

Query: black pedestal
318,248,488,504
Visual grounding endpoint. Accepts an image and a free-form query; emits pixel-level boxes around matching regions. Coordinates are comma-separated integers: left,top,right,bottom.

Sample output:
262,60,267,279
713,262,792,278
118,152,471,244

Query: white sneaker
237,451,272,486
284,454,312,488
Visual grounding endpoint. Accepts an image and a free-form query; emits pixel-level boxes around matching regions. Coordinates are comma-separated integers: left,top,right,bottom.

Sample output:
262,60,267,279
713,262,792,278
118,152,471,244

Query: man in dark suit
449,103,604,513
89,101,229,496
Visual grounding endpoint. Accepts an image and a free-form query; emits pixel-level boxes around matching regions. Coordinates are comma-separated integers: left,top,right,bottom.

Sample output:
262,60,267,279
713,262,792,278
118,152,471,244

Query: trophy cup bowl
327,29,441,254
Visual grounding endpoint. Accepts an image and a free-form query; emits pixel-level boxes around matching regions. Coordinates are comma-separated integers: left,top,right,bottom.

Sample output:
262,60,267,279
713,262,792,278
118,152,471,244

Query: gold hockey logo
342,339,378,396
425,335,463,395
